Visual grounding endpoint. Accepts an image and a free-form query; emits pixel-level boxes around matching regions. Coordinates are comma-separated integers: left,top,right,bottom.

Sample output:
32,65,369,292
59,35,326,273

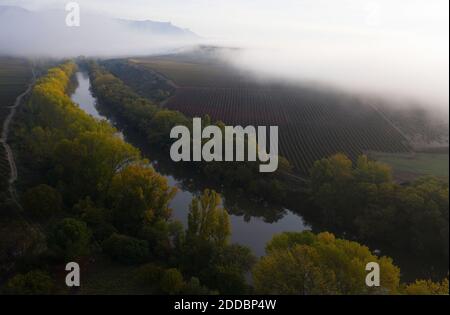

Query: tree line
87,61,294,204
1,61,447,295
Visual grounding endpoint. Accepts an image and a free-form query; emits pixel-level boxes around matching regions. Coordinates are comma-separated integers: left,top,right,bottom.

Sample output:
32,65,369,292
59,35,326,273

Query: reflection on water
70,71,310,257
71,72,104,120
71,72,124,139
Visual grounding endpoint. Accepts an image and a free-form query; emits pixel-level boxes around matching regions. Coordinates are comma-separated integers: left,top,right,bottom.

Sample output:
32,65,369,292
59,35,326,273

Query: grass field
123,56,412,175
368,151,449,181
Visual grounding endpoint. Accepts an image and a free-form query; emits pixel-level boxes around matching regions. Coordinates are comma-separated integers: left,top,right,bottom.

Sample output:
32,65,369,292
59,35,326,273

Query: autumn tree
178,190,254,294
253,231,400,295
403,277,449,295
108,164,177,235
187,189,230,247
52,131,140,203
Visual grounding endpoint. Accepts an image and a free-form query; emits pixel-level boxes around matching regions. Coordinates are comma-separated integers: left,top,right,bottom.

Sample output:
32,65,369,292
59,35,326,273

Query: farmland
368,151,449,182
0,57,31,191
167,87,412,173
0,57,31,109
0,145,8,191
110,55,415,175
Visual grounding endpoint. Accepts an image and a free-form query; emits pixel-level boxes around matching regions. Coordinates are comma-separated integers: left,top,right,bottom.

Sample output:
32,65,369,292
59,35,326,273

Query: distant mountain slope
118,19,198,38
0,5,200,57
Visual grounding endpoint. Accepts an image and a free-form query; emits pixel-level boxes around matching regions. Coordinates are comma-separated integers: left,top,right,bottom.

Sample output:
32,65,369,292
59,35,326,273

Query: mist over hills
0,4,447,114
0,5,200,57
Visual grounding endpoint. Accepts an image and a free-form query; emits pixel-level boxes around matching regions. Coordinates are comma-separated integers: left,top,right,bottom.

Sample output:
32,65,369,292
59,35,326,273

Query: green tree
102,233,149,264
23,184,63,219
48,218,91,260
160,268,185,294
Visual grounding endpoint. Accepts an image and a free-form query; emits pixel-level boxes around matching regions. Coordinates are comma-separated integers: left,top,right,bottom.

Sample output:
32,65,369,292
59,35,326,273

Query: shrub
23,184,62,219
4,270,54,295
102,233,149,264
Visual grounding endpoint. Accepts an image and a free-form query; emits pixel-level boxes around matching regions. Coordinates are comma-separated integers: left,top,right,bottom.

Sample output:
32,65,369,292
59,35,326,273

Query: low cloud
0,6,200,58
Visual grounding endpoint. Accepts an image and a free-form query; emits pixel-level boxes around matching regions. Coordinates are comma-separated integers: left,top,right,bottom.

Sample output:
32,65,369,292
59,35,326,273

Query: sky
2,0,447,41
1,0,449,111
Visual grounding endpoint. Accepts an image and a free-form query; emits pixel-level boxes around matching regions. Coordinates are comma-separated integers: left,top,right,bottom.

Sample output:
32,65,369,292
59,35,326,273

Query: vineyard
106,55,426,175
0,57,31,109
165,86,412,174
0,57,31,190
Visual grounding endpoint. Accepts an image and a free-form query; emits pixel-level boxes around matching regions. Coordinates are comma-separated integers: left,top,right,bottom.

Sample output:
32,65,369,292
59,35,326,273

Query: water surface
70,71,310,256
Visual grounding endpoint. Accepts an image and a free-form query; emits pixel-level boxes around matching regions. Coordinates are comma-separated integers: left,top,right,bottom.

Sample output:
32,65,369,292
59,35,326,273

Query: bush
48,218,91,260
23,184,62,219
182,277,215,295
4,270,54,295
160,268,184,294
102,233,149,264
134,263,164,287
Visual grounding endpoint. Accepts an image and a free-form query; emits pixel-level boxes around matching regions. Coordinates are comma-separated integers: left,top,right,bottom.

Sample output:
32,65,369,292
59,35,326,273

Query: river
70,71,310,257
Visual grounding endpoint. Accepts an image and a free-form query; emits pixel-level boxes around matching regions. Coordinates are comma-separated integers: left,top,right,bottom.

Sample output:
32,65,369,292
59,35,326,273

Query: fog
0,1,448,115
203,1,449,115
0,6,200,57
216,36,449,117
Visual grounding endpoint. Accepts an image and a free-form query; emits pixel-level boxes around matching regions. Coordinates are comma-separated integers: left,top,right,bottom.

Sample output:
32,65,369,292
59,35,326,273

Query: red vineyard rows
166,87,411,174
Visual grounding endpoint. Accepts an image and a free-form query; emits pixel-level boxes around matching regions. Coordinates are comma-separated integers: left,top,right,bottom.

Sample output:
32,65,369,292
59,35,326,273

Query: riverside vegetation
0,61,447,295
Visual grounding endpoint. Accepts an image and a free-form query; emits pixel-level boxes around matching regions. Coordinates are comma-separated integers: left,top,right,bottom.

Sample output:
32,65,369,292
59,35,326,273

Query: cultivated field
0,57,31,189
118,56,417,174
0,57,31,108
0,145,9,191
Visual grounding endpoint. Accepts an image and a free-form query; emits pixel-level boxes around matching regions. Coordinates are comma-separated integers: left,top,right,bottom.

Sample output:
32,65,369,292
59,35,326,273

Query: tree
182,277,213,295
179,190,254,294
403,278,449,295
187,189,230,247
253,231,401,295
23,184,62,219
4,270,54,295
48,218,91,260
160,268,185,294
134,263,164,287
52,131,140,203
108,164,177,235
310,154,449,260
74,197,116,241
102,233,149,264
149,110,190,144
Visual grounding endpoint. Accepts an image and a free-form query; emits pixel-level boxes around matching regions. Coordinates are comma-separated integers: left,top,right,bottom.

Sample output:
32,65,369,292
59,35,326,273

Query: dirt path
0,65,35,206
